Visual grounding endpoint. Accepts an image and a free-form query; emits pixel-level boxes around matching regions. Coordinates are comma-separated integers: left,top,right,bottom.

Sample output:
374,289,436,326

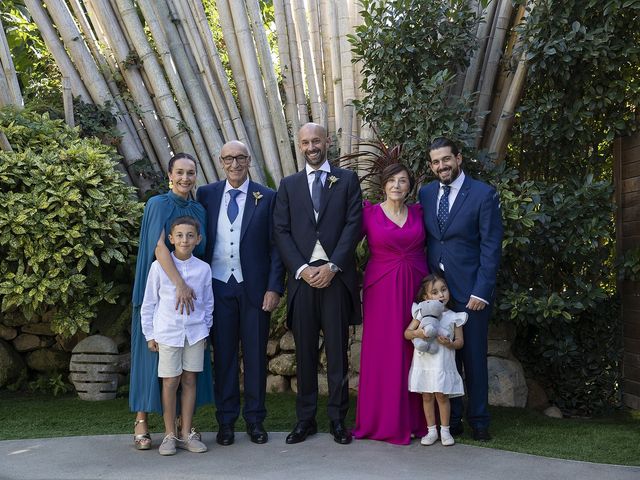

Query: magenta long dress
353,201,428,444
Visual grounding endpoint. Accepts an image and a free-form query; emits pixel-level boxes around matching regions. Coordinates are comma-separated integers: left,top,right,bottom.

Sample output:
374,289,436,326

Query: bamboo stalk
306,0,324,105
0,63,12,108
246,0,297,177
274,0,304,170
215,0,269,181
337,0,356,145
487,48,528,163
318,0,336,136
324,0,343,135
474,0,513,147
225,0,283,183
0,132,12,152
23,0,92,103
137,0,219,183
462,0,498,96
38,0,149,189
340,102,355,156
62,77,75,127
86,0,170,175
187,0,267,183
284,0,309,123
292,0,324,125
0,17,23,108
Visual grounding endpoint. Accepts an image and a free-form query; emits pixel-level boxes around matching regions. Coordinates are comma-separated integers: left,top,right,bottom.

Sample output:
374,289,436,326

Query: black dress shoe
472,428,492,441
449,423,464,437
246,422,268,444
329,420,352,445
285,420,318,444
216,424,235,446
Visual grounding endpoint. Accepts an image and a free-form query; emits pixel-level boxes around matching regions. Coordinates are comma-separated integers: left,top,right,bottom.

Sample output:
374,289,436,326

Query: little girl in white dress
404,273,467,446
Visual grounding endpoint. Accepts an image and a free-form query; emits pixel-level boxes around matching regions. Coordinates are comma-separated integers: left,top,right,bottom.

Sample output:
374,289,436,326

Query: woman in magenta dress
353,163,428,444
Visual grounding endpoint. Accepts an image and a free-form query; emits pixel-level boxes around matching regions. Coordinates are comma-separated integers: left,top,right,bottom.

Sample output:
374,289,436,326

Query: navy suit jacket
419,174,503,304
273,166,363,326
196,180,284,307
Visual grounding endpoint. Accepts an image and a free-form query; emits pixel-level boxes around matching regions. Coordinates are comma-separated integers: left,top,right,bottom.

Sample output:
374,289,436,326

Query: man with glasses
196,140,284,446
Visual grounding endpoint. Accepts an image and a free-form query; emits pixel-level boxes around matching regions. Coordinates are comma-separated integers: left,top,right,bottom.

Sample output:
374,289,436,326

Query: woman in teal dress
130,153,214,449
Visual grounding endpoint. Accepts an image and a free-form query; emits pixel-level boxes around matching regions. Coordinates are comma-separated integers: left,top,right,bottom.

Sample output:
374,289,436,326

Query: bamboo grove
0,0,531,194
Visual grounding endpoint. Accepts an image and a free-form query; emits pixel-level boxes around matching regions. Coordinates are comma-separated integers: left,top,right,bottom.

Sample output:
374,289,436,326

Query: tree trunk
0,17,23,108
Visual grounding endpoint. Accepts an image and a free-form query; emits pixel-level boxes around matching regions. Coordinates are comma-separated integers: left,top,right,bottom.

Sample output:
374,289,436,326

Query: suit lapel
240,181,257,242
298,170,316,223
316,167,333,223
209,182,225,239
428,182,440,238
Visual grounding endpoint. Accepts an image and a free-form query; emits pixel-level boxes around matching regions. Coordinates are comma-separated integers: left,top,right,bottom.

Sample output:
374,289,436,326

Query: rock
56,332,89,352
0,339,26,387
266,374,289,393
266,339,279,357
352,325,363,342
290,376,297,394
279,331,295,351
26,349,70,372
487,339,512,359
544,405,563,418
21,323,55,336
348,373,359,393
319,349,327,371
114,352,131,374
0,325,18,341
268,353,296,376
526,378,549,410
488,356,528,408
349,341,362,373
317,374,329,396
69,335,119,400
13,334,44,352
488,322,515,341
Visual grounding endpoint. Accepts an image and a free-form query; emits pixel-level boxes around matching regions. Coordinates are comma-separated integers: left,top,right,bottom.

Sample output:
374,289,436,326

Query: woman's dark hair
170,215,201,235
429,137,459,156
415,272,448,304
380,163,415,196
168,152,197,173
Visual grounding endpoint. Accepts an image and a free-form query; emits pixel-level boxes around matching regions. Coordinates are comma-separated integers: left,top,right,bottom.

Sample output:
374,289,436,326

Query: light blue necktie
227,189,241,223
437,185,451,231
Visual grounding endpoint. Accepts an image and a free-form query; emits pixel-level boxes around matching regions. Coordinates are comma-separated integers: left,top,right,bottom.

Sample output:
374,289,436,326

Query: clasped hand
301,265,335,289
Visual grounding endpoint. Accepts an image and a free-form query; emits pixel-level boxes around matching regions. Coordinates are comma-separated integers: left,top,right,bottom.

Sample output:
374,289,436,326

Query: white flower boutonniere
253,191,263,205
328,175,339,189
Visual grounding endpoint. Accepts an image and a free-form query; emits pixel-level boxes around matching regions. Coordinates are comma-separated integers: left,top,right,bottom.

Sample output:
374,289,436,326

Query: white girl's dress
408,310,468,397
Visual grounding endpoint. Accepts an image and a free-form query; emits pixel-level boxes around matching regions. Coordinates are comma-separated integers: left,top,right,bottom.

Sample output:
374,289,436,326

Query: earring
168,179,174,189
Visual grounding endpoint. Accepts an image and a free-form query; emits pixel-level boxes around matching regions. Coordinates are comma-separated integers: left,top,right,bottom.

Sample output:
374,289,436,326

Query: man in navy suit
418,137,503,441
274,123,362,445
196,140,284,446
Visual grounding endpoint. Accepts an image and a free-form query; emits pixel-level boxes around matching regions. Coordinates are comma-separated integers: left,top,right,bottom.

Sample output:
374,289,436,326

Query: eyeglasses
221,155,250,165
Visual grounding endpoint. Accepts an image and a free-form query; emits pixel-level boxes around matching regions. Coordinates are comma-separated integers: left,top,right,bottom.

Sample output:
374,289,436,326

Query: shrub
0,108,143,336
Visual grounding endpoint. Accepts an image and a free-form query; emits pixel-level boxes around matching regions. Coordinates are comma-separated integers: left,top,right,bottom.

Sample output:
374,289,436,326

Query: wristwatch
328,262,339,273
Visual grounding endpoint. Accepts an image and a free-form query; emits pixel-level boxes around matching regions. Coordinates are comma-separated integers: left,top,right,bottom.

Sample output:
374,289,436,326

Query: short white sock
427,424,437,433
440,425,450,434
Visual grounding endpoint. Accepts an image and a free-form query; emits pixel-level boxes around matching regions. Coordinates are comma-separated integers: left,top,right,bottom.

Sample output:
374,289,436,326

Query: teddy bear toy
411,299,453,354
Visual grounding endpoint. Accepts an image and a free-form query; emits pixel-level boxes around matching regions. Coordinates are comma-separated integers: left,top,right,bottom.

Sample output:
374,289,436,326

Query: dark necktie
227,189,241,223
437,185,451,231
312,170,323,212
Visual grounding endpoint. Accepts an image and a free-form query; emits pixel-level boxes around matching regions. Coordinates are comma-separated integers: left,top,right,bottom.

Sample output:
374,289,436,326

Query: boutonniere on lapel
328,175,339,189
252,191,263,205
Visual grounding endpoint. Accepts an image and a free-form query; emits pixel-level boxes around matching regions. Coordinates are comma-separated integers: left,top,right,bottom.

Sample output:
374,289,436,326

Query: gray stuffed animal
411,300,452,354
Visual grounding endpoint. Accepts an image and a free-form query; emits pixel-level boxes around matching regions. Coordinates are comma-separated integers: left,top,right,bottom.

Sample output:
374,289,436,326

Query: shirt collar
224,177,250,195
441,170,465,191
305,160,331,176
171,251,193,264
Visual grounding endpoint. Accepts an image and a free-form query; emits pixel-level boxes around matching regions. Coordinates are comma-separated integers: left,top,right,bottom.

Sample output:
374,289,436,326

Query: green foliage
73,99,122,146
350,0,479,171
0,108,143,336
27,373,71,397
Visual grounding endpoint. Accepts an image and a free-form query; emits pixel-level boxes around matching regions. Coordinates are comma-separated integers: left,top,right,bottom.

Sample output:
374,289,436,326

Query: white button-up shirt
141,253,214,347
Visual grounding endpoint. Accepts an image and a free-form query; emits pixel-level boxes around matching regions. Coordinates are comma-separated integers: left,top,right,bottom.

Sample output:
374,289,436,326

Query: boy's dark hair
429,137,460,157
415,272,448,304
170,215,201,235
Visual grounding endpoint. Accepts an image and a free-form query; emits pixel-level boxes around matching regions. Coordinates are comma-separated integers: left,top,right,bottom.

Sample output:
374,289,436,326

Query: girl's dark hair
170,215,201,235
380,163,415,196
168,152,197,173
415,272,448,303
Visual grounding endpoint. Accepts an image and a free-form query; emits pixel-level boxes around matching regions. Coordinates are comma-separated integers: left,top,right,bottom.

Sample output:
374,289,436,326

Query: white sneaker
178,428,208,453
441,430,455,446
159,433,178,456
420,430,439,446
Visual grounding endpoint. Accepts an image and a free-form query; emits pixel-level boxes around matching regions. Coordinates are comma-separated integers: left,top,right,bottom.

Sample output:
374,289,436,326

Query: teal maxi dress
129,190,214,413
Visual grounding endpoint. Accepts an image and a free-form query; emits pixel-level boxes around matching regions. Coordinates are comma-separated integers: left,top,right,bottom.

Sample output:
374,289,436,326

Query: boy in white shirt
141,216,213,455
